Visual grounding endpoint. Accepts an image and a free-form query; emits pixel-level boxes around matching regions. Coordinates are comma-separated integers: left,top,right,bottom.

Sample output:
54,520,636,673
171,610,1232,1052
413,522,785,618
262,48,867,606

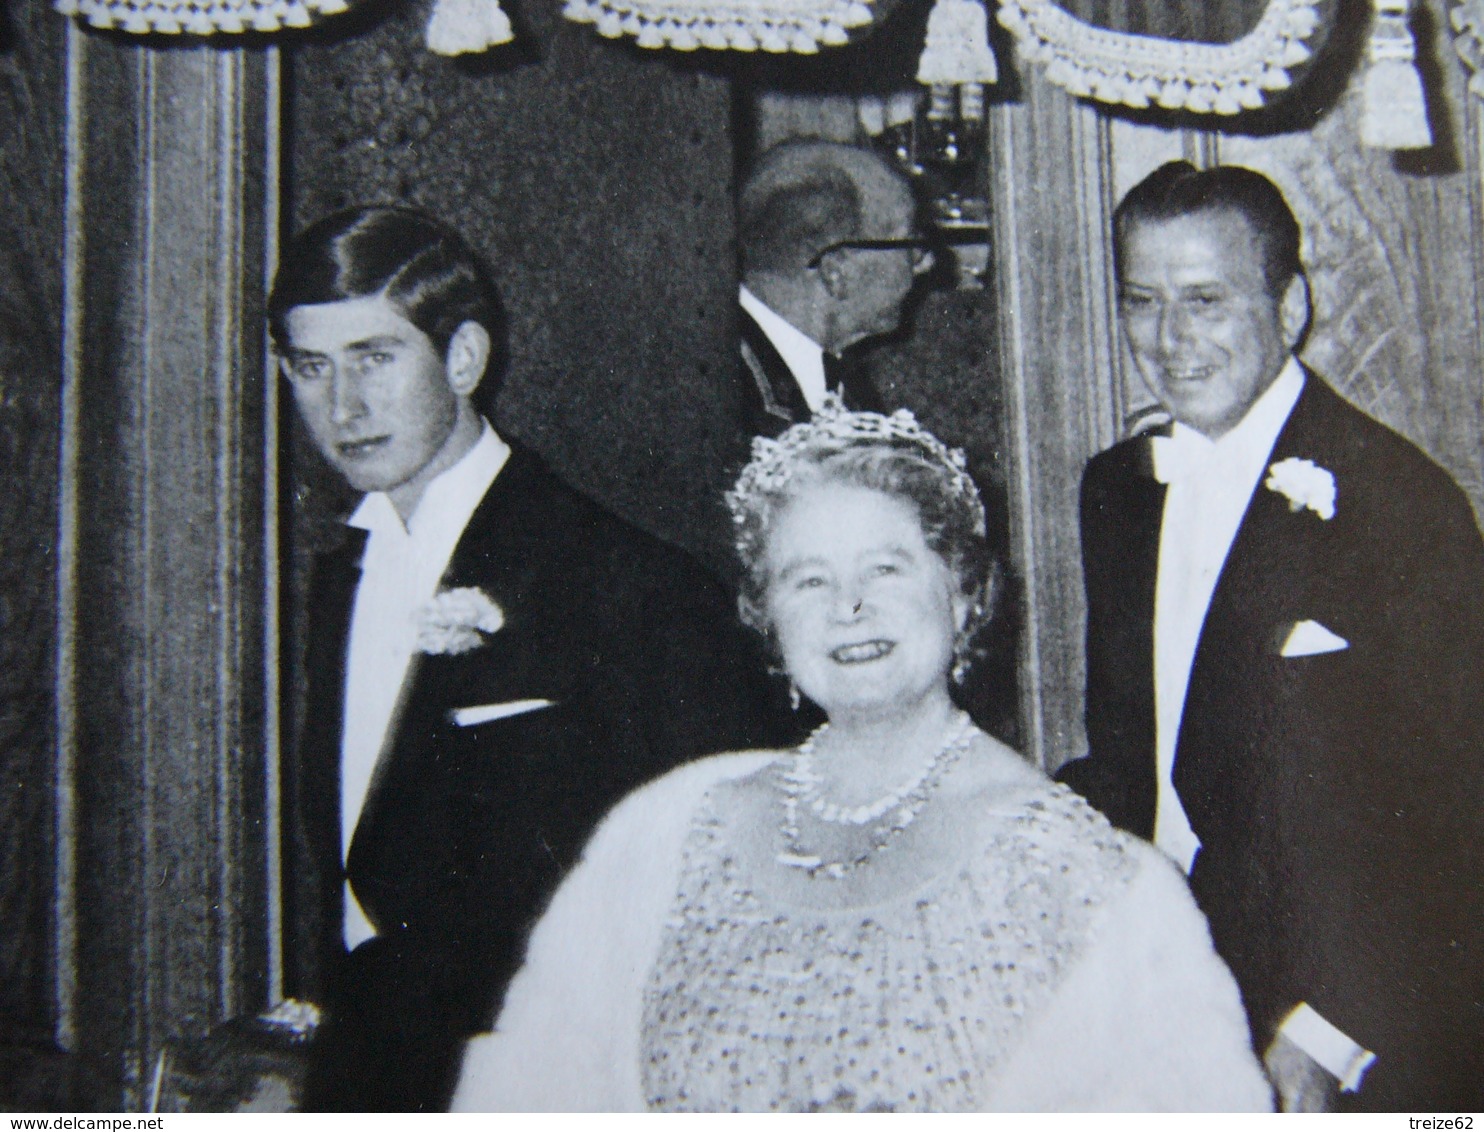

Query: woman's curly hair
728,411,1000,678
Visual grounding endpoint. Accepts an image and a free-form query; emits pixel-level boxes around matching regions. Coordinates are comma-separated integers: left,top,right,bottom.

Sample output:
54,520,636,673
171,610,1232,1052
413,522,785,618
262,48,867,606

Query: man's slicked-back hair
1113,161,1304,297
268,205,504,373
737,139,908,276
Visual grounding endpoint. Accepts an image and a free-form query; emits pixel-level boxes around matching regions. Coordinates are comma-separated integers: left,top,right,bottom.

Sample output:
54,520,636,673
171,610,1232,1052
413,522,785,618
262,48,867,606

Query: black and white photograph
1,0,1481,1114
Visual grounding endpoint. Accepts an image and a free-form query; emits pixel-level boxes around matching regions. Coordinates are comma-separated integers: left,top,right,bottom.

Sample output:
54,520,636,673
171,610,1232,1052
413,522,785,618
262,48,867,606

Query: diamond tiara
726,393,986,539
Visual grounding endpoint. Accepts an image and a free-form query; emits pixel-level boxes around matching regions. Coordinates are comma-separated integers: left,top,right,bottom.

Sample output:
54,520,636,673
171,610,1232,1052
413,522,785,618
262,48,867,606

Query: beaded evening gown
643,783,1133,1111
452,746,1272,1112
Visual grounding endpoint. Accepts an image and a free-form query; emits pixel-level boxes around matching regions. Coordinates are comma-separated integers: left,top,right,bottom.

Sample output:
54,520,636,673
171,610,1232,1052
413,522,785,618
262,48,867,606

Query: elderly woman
452,399,1272,1111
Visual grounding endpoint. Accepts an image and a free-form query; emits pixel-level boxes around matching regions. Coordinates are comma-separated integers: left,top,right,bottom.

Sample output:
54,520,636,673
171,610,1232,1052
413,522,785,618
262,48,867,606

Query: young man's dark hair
269,206,505,395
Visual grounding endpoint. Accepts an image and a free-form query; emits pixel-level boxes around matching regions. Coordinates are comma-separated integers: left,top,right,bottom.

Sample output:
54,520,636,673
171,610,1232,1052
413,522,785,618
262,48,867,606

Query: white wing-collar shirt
340,420,509,948
1150,358,1376,1090
739,285,829,413
1150,356,1304,873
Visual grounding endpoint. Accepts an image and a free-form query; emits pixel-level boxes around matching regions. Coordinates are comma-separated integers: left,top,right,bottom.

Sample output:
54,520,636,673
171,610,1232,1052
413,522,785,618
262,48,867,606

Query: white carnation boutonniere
259,998,322,1042
1265,457,1336,520
416,586,505,655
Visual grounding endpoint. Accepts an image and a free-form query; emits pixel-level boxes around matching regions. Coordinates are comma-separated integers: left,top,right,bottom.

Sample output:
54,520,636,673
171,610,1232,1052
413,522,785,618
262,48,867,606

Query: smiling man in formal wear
269,206,779,1111
1057,162,1484,1110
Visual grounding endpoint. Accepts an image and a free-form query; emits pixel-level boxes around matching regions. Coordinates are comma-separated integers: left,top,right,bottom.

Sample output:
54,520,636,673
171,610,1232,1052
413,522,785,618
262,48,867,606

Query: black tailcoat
699,302,888,589
1062,375,1484,1109
730,305,884,442
283,444,782,1109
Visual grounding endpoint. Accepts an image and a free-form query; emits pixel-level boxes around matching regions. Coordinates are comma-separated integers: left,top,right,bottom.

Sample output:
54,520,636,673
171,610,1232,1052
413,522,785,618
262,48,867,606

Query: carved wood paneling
61,36,277,1109
0,0,66,1069
1220,0,1484,515
990,70,1121,771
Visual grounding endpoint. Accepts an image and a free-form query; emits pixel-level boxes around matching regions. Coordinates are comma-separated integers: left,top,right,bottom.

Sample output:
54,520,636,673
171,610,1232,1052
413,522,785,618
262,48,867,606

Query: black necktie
823,350,847,395
824,351,884,413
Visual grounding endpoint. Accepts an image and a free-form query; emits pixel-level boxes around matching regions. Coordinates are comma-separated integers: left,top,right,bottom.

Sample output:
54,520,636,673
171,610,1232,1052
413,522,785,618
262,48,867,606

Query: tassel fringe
917,0,998,86
1360,0,1431,148
53,0,347,34
426,0,514,55
996,0,1322,115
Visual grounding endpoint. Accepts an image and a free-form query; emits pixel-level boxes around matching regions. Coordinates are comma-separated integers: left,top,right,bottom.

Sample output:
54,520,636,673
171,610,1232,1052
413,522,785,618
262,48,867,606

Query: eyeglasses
807,236,935,271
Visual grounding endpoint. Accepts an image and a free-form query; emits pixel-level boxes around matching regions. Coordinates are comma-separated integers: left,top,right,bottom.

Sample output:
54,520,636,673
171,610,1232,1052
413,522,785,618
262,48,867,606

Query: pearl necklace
776,711,975,879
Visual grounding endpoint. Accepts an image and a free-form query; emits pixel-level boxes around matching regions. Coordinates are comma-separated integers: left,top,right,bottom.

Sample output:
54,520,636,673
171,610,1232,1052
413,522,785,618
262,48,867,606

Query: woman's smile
829,639,895,664
765,482,965,721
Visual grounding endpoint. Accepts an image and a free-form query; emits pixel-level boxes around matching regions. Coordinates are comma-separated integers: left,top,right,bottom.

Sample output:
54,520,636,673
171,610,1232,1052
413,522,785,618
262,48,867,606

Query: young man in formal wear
270,207,780,1110
1059,162,1484,1111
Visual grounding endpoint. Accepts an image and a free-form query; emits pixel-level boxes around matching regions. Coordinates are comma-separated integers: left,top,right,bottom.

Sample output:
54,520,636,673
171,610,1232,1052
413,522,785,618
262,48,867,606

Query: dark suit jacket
1061,374,1484,1109
283,444,784,1110
731,304,884,441
701,303,887,583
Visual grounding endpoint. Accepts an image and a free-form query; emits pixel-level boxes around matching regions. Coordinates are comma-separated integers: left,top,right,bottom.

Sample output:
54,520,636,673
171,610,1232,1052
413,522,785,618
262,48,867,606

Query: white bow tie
1149,430,1218,485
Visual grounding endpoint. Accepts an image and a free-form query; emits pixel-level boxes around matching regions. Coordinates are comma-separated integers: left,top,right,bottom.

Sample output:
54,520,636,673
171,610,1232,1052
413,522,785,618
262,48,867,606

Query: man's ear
1279,274,1311,350
444,320,491,396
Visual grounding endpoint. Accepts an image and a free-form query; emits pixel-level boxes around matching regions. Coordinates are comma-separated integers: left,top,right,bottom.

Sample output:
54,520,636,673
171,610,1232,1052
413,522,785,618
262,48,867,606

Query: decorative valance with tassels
995,0,1326,114
53,0,351,33
51,0,1457,148
561,0,875,51
51,0,516,49
987,0,1435,148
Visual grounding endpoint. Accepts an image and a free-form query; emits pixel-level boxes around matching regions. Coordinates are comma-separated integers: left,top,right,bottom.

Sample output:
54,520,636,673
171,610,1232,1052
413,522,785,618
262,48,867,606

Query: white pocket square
450,698,556,727
1279,620,1349,658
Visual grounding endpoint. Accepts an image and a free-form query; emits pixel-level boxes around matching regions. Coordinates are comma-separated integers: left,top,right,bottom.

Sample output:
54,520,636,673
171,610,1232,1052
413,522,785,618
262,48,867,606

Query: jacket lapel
1090,437,1166,835
284,523,367,994
1125,437,1167,634
301,529,367,779
346,448,566,873
1174,376,1335,826
739,307,810,427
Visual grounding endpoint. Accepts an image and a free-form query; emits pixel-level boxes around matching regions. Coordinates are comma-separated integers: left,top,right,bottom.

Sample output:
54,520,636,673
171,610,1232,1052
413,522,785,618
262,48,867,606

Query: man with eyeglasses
731,138,934,439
